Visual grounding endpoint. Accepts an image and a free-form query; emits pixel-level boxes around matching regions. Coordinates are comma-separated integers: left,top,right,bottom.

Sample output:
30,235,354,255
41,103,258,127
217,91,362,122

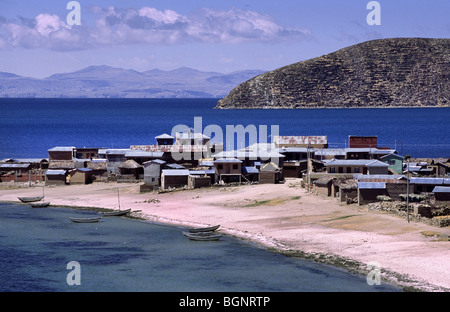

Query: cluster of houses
1,133,449,205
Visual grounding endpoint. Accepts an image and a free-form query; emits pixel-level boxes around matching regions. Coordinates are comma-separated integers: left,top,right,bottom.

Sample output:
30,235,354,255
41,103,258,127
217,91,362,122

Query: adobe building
348,136,377,148
69,168,93,184
214,158,242,184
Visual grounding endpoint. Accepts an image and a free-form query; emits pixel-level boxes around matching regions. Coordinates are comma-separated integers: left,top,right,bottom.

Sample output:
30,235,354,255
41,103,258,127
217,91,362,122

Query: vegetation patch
322,214,358,222
244,196,300,207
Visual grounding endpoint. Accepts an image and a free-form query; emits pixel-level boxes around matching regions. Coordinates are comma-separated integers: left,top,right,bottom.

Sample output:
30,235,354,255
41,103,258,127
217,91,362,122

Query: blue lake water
0,98,449,159
0,202,401,292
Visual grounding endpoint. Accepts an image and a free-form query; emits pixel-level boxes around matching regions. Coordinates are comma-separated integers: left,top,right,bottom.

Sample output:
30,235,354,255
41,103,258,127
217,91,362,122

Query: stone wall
368,201,450,227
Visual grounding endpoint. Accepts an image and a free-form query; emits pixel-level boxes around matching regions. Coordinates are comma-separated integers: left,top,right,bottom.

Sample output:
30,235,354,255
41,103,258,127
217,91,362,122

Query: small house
242,166,259,183
313,176,334,196
69,168,93,184
432,186,450,204
75,147,102,160
214,158,242,184
427,162,449,177
155,133,175,146
259,162,283,184
410,177,450,193
381,153,404,174
48,146,76,161
105,149,131,174
325,159,389,175
125,150,165,165
188,172,211,189
45,170,68,186
357,182,387,205
86,159,108,179
118,159,143,181
161,169,190,189
143,159,166,186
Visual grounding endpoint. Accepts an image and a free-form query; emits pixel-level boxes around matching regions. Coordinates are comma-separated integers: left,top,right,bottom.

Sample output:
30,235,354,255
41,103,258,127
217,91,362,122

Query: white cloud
0,6,311,50
35,14,66,36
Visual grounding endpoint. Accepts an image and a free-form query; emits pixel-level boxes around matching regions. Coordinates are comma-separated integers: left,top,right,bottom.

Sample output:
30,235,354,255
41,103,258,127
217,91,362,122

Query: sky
0,0,449,78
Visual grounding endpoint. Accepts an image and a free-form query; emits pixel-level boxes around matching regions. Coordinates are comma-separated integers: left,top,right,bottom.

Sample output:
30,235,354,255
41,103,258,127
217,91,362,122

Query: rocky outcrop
217,38,450,109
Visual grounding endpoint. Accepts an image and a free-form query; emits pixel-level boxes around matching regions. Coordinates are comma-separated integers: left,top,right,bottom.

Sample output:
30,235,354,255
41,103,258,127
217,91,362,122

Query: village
1,132,449,227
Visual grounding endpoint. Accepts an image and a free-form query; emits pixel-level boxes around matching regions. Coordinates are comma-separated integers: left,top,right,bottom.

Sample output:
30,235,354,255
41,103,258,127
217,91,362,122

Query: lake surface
0,202,401,292
0,98,449,159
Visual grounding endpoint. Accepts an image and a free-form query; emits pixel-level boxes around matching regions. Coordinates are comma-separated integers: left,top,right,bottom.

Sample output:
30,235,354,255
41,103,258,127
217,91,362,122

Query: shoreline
1,180,449,292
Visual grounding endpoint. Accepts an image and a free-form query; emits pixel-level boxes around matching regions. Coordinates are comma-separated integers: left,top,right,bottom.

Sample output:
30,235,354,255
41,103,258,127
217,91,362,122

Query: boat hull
183,232,222,241
18,196,44,203
69,217,102,223
188,225,220,233
31,202,50,208
102,208,131,216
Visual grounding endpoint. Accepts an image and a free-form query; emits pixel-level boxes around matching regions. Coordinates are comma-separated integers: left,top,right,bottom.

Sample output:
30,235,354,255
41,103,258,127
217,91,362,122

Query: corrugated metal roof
273,136,327,146
162,169,190,176
199,160,214,167
358,182,386,189
176,132,210,140
213,150,284,159
366,160,390,167
355,174,406,180
326,159,386,166
125,151,164,158
242,167,259,174
48,146,75,152
106,149,131,155
46,170,66,175
433,186,450,193
166,163,185,169
155,133,175,139
409,178,444,184
151,159,166,164
444,178,450,185
76,168,92,172
90,159,106,163
12,158,48,163
0,163,31,169
214,158,243,163
189,170,206,175
277,147,309,153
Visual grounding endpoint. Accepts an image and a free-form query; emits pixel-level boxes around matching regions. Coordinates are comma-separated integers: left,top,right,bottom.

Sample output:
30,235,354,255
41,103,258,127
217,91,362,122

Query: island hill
216,38,450,109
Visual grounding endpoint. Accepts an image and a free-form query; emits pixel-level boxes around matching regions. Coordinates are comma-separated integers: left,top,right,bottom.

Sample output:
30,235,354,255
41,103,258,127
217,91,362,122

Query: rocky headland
217,38,450,109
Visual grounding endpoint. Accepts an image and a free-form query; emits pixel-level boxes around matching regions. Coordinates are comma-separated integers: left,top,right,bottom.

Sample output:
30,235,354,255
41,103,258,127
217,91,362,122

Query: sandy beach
1,179,449,292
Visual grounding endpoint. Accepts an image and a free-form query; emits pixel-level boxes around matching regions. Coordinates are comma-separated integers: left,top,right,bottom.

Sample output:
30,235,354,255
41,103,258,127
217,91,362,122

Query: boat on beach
31,202,50,208
18,196,44,203
69,216,102,223
183,232,222,241
188,225,220,233
102,208,131,216
102,188,131,216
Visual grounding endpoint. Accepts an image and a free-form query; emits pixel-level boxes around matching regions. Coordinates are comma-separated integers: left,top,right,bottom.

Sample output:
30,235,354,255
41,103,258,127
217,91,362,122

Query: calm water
0,98,449,159
0,203,400,292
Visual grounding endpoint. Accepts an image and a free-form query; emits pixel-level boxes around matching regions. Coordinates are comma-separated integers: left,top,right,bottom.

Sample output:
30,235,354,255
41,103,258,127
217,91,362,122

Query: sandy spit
1,179,449,292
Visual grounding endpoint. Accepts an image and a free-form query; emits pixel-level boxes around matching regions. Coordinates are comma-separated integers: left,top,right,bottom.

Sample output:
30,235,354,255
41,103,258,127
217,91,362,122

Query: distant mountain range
217,38,450,109
0,66,265,98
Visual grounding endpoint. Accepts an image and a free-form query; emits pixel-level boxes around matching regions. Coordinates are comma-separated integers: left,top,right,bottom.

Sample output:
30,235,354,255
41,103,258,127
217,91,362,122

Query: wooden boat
31,202,50,208
188,225,220,233
69,216,102,223
102,188,131,217
102,208,131,216
18,196,44,203
183,232,222,241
